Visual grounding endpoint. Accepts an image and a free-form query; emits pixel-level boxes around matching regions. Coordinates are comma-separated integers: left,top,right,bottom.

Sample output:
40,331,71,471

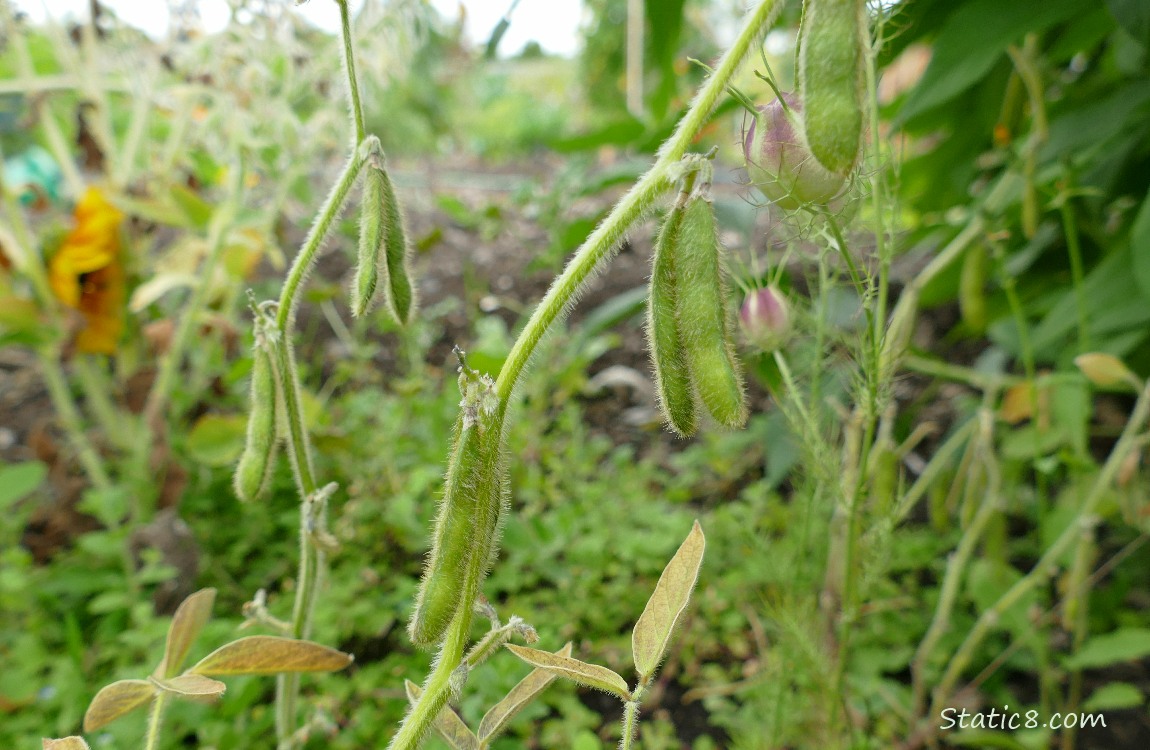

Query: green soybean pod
233,342,279,502
408,418,481,647
380,169,416,326
647,197,698,436
351,166,387,318
798,0,866,176
674,195,747,428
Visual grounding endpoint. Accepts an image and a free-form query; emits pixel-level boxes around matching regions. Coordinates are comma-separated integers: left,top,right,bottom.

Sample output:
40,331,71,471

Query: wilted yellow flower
49,187,125,354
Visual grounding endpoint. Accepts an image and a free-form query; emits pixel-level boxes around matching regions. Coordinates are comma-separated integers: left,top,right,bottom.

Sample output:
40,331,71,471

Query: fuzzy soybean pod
351,165,387,318
797,0,866,176
647,193,698,436
233,338,279,502
380,168,416,326
408,390,506,648
674,193,747,428
408,416,480,647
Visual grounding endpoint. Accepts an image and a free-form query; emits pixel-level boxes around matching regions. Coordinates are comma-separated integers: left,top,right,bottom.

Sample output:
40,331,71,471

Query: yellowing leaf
632,520,706,680
152,673,226,703
479,643,572,742
404,680,477,750
1075,353,1140,390
83,679,155,732
189,636,353,676
43,738,90,750
505,644,630,700
156,588,216,679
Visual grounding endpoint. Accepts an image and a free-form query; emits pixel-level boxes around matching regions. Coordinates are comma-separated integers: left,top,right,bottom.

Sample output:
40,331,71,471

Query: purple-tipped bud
743,93,847,210
740,286,791,352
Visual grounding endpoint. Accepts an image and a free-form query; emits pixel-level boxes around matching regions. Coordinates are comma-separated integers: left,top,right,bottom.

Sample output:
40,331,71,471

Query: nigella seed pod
351,165,387,318
233,323,280,502
739,286,791,353
674,191,747,428
647,194,698,437
380,169,416,326
797,0,866,176
743,94,847,210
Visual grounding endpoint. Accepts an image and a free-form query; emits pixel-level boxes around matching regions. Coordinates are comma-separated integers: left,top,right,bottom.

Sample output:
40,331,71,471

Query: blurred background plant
2,0,1150,749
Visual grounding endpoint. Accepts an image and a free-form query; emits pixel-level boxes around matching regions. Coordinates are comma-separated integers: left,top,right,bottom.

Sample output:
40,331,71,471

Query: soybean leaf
505,644,630,701
900,0,1083,121
190,636,353,676
83,679,155,732
42,739,90,750
478,642,572,742
1083,682,1144,712
184,415,247,467
0,461,47,510
403,680,477,750
151,674,226,703
155,588,216,679
1065,628,1150,670
632,520,706,680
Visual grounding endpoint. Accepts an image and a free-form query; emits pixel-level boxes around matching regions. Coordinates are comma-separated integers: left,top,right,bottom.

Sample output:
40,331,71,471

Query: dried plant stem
391,2,782,748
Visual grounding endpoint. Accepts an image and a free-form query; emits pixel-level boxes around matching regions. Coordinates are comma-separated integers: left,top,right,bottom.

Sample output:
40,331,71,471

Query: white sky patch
12,0,585,57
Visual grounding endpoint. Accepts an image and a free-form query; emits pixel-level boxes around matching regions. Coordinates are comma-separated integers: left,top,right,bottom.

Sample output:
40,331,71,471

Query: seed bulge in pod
647,196,698,437
797,0,866,176
674,193,747,428
233,331,280,502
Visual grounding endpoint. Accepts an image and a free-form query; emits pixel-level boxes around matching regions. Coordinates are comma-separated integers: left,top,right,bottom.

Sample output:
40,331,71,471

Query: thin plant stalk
928,382,1150,726
143,692,168,750
911,408,998,713
390,3,783,748
271,6,373,742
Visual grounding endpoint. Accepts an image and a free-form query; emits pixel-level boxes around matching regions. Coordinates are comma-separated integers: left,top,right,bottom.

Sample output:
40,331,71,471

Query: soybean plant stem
144,693,168,750
336,0,366,145
393,3,783,749
272,148,363,750
275,148,366,332
493,0,781,405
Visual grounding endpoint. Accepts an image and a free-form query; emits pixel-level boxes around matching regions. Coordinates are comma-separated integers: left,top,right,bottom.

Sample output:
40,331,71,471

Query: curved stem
493,0,782,405
275,148,366,333
336,0,366,145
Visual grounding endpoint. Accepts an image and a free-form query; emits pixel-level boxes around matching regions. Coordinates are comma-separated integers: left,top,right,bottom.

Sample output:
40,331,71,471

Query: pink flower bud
743,93,847,210
740,286,791,352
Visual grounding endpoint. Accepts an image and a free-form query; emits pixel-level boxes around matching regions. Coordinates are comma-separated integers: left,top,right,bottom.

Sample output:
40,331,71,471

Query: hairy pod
674,192,747,428
959,242,988,333
647,193,698,436
409,369,504,648
797,0,866,175
380,168,416,326
409,417,480,647
351,165,387,318
233,329,279,502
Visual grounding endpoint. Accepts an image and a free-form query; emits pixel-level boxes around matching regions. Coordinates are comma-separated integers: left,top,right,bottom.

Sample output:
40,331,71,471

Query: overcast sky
11,0,586,57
